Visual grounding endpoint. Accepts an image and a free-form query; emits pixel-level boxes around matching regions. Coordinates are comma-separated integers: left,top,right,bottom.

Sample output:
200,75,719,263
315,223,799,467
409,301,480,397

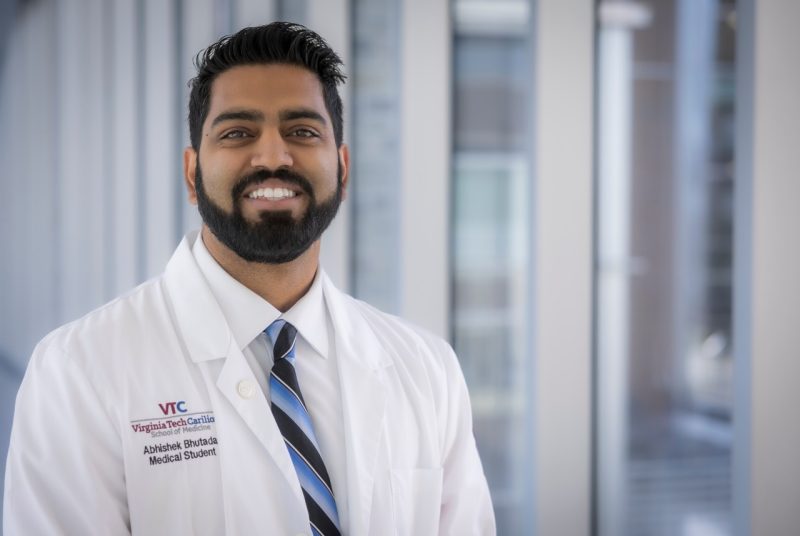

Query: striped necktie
266,319,341,536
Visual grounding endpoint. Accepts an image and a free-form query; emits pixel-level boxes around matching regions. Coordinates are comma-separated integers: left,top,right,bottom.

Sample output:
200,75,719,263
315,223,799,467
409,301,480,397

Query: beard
194,162,343,264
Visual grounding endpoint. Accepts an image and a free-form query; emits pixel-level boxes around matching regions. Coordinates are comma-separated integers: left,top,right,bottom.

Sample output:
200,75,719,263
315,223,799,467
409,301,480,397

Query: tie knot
266,319,298,361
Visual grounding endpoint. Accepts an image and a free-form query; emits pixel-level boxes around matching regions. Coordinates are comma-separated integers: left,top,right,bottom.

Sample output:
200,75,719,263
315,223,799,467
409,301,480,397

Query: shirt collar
191,233,329,358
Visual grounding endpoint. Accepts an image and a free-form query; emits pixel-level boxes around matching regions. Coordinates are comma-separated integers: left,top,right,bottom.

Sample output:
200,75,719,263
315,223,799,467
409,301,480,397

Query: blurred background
1,0,798,535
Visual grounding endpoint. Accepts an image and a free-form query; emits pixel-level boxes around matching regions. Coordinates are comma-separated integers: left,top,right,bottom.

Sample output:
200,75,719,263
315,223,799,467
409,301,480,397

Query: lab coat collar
321,272,394,371
191,234,329,358
191,232,280,354
164,232,234,362
279,269,329,359
166,232,332,362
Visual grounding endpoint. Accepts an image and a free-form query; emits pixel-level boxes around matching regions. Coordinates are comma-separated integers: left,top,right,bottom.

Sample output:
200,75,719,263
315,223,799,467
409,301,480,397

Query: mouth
247,187,298,201
240,179,306,212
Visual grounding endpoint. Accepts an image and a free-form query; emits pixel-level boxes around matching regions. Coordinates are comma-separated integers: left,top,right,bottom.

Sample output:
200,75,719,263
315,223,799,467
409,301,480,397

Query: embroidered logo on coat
129,404,215,438
129,403,219,467
158,400,188,415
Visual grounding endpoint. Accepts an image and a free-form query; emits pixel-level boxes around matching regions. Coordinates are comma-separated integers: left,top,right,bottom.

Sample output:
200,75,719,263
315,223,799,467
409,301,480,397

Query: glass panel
350,0,402,313
451,1,533,533
595,1,737,535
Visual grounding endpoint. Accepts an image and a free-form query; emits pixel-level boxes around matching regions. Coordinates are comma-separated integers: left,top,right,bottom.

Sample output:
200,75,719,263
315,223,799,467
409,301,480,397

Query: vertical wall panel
235,0,277,27
54,0,79,320
747,0,800,533
213,0,235,34
21,0,60,353
532,0,594,534
732,0,753,533
110,0,141,295
0,4,61,521
734,0,800,533
2,7,28,358
0,11,14,353
57,0,107,321
85,0,107,297
142,0,179,278
277,0,308,24
0,0,59,361
399,0,450,338
595,23,633,535
350,0,402,313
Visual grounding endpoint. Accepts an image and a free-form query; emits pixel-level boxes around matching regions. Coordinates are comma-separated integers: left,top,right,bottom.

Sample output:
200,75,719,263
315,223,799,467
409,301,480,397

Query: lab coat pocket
390,466,444,536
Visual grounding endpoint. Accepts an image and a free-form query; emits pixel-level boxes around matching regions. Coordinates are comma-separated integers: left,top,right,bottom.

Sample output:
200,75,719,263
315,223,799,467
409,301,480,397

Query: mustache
231,168,315,200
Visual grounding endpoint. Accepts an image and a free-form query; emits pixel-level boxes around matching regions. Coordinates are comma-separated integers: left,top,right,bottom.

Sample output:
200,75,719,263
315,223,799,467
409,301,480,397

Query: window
350,0,402,313
451,1,533,532
595,2,737,534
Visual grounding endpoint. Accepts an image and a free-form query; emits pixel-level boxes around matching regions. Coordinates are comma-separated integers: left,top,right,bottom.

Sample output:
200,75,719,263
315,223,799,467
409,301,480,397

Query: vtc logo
158,401,187,415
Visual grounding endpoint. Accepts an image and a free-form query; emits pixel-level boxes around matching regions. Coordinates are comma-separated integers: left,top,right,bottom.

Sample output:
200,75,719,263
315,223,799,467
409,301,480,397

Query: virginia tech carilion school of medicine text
130,411,219,466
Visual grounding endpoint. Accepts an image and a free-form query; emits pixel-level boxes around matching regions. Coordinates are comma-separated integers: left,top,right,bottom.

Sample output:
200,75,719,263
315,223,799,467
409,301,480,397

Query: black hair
188,22,346,150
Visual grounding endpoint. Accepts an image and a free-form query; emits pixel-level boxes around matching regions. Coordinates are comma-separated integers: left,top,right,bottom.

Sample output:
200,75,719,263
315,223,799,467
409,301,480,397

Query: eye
289,128,320,139
220,129,251,140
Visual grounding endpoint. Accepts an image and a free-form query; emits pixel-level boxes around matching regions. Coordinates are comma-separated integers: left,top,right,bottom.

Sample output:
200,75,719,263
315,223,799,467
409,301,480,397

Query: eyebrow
210,107,328,129
210,109,265,128
279,108,328,125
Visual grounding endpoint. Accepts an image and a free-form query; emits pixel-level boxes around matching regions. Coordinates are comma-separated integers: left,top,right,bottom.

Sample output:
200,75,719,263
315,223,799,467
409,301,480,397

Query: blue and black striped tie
266,319,341,536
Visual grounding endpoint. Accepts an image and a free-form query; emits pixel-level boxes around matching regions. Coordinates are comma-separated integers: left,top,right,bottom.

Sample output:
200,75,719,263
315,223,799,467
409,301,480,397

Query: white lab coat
4,233,495,535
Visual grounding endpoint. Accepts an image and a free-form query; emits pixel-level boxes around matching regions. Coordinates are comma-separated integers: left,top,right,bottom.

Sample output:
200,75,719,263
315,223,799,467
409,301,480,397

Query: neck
200,226,320,312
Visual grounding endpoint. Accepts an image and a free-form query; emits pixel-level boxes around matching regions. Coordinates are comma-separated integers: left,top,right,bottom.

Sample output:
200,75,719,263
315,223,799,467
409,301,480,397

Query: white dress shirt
192,234,349,532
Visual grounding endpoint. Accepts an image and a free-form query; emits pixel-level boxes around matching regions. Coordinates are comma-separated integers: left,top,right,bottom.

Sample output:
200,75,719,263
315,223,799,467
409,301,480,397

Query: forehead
206,64,328,124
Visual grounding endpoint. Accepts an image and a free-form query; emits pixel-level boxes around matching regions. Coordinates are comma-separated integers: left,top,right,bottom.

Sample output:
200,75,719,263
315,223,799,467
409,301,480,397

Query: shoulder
332,292,475,457
29,275,170,374
13,276,170,432
344,293,451,347
335,292,461,376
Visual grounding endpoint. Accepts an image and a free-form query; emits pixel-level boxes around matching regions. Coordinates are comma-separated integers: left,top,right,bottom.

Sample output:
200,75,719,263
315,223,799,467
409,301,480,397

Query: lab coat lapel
164,233,231,362
323,275,391,536
164,234,305,508
214,346,305,507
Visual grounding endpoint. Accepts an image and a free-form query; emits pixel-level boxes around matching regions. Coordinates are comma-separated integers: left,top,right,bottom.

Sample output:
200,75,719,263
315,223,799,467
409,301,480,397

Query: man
4,22,495,535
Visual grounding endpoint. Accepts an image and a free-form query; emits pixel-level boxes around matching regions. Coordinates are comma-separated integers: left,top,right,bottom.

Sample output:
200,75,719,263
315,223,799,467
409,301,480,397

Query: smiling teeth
248,188,297,200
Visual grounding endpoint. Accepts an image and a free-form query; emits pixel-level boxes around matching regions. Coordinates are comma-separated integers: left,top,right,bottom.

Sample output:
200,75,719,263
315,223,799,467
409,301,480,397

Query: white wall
531,1,594,534
734,0,800,534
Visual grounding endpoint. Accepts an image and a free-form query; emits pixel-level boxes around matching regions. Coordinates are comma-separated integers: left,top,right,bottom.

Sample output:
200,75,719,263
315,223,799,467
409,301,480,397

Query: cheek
312,155,341,192
200,162,238,208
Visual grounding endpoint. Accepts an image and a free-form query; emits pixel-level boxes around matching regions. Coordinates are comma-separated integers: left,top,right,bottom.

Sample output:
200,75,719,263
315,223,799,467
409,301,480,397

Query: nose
250,128,293,170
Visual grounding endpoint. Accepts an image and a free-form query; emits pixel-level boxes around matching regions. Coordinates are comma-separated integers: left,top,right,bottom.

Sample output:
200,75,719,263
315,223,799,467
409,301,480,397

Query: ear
338,143,350,201
183,147,198,205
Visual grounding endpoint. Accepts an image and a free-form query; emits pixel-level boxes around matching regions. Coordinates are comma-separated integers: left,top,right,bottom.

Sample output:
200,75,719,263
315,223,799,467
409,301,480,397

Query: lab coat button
237,380,256,399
